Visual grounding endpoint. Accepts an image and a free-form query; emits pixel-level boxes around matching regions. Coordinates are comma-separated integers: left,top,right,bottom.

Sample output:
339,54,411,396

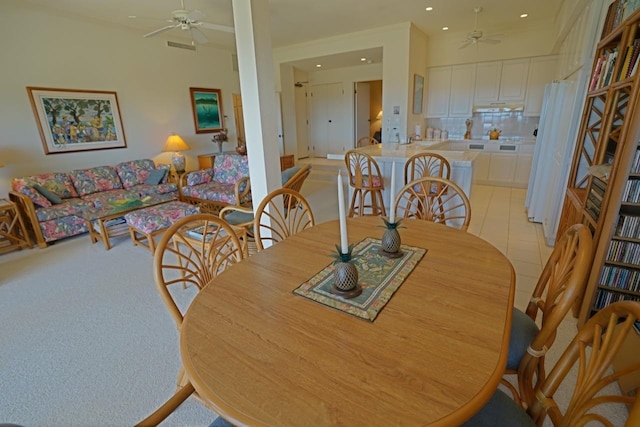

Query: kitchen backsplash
425,111,539,141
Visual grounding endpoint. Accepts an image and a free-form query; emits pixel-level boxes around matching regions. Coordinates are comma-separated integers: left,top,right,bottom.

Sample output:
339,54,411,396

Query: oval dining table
180,216,515,426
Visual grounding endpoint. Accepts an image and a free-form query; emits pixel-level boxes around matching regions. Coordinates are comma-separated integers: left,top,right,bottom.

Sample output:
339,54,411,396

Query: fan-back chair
356,136,380,147
253,188,315,251
463,300,640,427
135,213,243,426
220,164,313,256
404,152,451,183
502,223,592,407
345,150,386,217
393,176,471,230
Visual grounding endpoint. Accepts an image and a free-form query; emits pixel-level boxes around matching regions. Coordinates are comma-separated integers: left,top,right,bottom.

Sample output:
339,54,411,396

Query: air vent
166,41,196,51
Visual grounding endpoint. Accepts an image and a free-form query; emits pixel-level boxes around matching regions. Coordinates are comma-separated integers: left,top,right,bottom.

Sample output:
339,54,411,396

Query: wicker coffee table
80,194,175,250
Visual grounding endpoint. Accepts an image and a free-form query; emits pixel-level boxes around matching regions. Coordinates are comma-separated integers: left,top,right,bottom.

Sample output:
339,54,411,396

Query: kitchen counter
342,143,478,201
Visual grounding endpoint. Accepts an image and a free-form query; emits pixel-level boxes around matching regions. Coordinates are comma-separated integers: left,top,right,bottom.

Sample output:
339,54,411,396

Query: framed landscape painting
412,74,424,114
27,87,127,155
189,87,225,134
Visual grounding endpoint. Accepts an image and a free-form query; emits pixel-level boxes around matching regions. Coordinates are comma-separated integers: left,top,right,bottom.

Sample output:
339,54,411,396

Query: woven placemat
293,237,426,321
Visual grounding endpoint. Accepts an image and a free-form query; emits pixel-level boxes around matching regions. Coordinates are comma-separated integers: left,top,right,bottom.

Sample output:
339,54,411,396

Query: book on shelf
618,45,634,80
590,54,606,91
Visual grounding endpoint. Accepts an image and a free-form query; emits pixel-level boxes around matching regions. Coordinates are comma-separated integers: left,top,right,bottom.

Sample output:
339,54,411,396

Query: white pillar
232,0,281,209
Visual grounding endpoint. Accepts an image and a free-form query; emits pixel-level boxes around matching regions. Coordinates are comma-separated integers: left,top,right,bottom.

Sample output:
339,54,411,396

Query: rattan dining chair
393,176,471,230
501,223,592,408
463,300,640,427
219,164,313,257
404,152,451,183
345,149,386,217
254,188,315,251
356,136,379,147
135,213,243,426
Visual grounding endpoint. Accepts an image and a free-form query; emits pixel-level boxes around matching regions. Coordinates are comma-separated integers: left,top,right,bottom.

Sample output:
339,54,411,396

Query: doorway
354,80,383,145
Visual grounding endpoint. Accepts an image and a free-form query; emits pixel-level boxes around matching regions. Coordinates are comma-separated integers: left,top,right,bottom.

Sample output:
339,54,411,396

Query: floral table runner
293,237,426,322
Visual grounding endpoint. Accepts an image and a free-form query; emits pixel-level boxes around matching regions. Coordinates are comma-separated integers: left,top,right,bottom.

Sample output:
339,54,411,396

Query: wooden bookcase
558,2,640,326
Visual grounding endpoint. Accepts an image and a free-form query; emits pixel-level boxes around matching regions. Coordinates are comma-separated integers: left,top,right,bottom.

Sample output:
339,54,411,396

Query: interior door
232,93,245,145
309,82,344,157
354,82,371,145
295,83,309,158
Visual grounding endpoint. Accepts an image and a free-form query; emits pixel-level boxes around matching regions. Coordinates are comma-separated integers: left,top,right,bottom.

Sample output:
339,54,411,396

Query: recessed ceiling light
361,57,366,61
316,64,322,68
128,15,137,18
520,13,528,18
425,7,433,11
442,26,449,31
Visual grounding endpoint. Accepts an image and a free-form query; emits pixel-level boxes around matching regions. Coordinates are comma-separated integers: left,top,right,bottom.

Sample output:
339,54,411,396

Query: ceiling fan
136,0,234,45
459,6,501,49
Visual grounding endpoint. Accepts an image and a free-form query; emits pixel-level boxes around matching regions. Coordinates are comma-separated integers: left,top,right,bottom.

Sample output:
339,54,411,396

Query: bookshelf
558,1,640,326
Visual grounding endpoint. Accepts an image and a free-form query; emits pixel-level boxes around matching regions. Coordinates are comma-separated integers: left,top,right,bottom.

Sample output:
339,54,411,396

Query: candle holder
379,218,404,258
329,245,362,298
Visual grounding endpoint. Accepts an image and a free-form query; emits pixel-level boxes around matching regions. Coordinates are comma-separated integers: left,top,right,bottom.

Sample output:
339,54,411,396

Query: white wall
0,0,240,194
274,23,414,146
425,22,557,67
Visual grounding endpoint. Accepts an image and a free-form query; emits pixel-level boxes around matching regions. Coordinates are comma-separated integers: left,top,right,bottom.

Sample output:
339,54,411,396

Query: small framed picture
189,87,225,134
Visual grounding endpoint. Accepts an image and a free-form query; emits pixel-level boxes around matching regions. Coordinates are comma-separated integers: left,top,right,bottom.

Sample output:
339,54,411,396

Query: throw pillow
33,184,63,204
144,169,166,185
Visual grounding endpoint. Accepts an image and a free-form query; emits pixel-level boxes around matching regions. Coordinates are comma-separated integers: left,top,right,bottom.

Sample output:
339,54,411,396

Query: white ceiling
22,0,561,71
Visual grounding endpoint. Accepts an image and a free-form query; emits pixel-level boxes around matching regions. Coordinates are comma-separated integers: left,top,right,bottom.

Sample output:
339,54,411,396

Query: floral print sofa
9,159,177,248
179,153,251,214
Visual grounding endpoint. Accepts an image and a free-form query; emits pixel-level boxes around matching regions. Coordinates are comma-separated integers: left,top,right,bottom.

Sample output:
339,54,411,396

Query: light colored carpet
0,174,630,426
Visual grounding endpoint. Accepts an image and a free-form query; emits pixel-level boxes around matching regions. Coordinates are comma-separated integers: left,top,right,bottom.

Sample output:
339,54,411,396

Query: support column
232,0,281,209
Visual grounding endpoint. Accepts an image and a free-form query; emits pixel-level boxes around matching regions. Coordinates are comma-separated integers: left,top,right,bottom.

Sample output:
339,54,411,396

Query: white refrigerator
525,80,580,246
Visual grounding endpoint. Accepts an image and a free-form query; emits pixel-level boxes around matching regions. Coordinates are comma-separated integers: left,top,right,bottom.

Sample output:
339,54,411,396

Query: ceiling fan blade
199,22,235,33
187,9,206,21
458,39,473,50
190,27,209,44
479,38,501,44
143,24,178,38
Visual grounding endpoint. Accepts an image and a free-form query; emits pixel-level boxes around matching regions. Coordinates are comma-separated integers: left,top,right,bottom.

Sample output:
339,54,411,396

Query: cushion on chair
461,389,536,427
507,308,540,371
223,209,254,226
209,416,234,427
281,166,301,185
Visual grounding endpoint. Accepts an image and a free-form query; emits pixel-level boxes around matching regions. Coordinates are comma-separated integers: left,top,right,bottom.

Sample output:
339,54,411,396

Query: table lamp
163,134,190,173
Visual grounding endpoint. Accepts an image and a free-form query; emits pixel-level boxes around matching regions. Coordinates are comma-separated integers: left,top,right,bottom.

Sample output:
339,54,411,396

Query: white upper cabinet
523,56,559,116
449,64,476,117
474,59,530,104
426,64,476,118
499,58,530,102
474,61,502,104
425,67,451,118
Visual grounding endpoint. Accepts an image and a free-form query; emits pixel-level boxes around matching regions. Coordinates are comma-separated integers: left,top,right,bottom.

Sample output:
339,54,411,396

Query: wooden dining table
180,216,515,426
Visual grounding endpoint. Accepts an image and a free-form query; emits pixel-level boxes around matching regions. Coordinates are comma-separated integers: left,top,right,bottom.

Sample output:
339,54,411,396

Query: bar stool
344,150,386,217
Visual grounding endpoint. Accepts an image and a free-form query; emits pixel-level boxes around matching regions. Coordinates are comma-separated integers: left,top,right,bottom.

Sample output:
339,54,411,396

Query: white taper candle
337,171,349,254
389,161,396,223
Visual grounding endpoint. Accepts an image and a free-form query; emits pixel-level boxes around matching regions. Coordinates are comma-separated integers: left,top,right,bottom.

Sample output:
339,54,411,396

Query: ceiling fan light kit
138,0,234,45
459,6,502,50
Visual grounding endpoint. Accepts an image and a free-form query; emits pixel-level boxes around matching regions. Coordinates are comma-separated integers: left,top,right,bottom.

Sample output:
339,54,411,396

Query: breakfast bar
351,142,478,201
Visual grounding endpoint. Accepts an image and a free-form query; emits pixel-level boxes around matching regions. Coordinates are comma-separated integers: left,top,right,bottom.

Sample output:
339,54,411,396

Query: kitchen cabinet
474,62,502,104
425,67,451,118
472,152,491,182
524,56,559,116
426,64,475,118
474,59,530,105
514,153,534,186
449,64,476,116
488,153,517,184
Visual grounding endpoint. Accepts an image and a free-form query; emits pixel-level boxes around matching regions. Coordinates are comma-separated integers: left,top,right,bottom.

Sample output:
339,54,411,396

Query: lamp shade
376,110,383,120
163,134,190,152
